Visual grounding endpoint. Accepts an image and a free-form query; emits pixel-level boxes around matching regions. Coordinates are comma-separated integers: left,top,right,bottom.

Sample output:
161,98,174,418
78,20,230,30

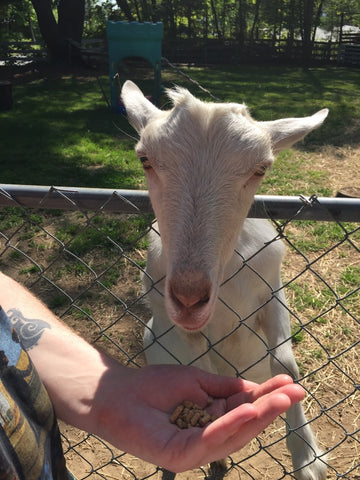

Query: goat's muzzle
166,270,215,331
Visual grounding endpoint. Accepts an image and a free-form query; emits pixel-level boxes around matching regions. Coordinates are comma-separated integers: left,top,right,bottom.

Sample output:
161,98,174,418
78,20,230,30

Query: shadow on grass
1,65,359,190
1,75,144,188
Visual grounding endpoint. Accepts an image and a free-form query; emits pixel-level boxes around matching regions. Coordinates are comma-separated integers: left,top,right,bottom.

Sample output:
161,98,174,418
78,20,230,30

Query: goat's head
122,80,328,332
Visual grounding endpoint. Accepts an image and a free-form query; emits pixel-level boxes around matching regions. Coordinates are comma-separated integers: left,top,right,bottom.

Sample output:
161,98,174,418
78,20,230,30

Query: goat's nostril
169,279,211,310
171,290,210,309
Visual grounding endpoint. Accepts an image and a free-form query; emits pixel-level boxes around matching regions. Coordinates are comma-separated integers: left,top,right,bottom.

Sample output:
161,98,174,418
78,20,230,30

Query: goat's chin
174,317,209,332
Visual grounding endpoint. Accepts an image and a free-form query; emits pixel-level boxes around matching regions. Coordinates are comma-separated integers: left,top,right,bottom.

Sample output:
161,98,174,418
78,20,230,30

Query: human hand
94,363,304,473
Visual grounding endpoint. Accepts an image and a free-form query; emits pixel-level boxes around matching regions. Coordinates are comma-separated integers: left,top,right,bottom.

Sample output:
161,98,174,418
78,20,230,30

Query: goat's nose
169,272,211,309
171,288,210,309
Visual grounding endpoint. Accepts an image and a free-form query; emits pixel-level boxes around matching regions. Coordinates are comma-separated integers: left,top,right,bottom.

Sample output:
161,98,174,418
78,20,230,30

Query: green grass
176,65,360,148
55,213,151,256
341,265,360,286
288,282,326,313
1,65,359,191
1,75,142,188
285,221,357,252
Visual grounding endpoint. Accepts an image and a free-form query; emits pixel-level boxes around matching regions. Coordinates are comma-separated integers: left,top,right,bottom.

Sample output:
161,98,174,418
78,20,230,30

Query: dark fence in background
0,40,48,65
163,38,341,65
2,35,360,67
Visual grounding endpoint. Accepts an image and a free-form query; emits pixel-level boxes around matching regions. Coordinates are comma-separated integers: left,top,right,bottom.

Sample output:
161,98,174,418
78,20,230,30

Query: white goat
121,80,328,480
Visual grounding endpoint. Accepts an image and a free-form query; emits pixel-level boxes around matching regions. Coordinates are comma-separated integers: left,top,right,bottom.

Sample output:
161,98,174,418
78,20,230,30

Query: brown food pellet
169,405,184,424
170,400,218,429
199,413,211,426
190,411,202,426
185,409,194,424
176,417,187,429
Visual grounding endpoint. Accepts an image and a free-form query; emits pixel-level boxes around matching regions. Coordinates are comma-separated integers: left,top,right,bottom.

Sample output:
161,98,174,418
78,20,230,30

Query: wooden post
0,81,13,110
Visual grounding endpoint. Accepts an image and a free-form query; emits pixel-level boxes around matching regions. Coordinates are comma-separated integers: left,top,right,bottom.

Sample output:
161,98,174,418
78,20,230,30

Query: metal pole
0,184,359,222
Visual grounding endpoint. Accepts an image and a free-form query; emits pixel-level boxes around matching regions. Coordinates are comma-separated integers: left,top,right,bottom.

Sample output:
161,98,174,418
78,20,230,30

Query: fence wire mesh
0,185,359,480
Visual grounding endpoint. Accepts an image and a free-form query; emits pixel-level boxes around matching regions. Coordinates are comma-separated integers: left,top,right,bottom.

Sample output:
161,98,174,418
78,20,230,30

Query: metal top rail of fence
1,184,359,222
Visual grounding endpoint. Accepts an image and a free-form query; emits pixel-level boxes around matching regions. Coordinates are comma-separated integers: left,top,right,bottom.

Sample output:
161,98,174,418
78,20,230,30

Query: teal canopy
106,21,163,110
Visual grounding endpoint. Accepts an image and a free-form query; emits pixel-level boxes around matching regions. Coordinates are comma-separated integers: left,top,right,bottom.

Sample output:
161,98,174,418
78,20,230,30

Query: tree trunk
237,0,247,48
210,0,222,40
303,0,314,65
58,0,85,60
31,0,85,62
250,0,261,44
164,0,177,40
115,0,136,21
204,1,209,40
28,13,36,42
312,0,324,43
186,4,193,38
31,0,63,59
151,0,158,22
286,0,296,57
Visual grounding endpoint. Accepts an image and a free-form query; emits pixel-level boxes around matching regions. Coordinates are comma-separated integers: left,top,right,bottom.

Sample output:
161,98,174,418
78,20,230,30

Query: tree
249,0,262,43
4,0,360,64
322,0,360,41
115,0,136,21
0,0,39,41
210,0,223,39
30,0,85,61
301,0,328,65
236,0,248,46
302,0,314,64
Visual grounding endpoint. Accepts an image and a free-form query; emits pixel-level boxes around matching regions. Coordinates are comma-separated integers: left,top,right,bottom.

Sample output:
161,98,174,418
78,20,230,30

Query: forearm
0,271,118,433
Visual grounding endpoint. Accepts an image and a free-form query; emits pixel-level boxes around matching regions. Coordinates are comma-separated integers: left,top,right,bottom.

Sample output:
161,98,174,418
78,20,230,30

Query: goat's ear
121,80,160,132
260,108,329,154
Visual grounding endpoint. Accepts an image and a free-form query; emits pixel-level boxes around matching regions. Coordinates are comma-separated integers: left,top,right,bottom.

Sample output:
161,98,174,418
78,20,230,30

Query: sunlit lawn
1,64,359,190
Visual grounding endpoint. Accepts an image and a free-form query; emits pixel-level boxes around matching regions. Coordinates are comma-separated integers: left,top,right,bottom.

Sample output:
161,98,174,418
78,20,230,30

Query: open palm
95,364,304,473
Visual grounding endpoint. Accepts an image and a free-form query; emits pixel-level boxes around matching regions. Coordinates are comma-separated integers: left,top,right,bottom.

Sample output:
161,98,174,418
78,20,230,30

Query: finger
226,375,302,410
253,383,305,408
197,369,249,398
195,391,294,466
204,393,290,445
245,374,296,398
165,386,302,472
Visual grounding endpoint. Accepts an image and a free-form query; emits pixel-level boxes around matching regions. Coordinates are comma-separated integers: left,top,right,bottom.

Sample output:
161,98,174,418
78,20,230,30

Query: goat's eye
140,156,152,170
254,165,268,177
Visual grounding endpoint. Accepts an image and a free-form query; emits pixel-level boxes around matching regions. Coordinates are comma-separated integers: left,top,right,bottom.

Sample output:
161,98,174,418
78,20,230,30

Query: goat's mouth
168,300,212,331
165,272,217,331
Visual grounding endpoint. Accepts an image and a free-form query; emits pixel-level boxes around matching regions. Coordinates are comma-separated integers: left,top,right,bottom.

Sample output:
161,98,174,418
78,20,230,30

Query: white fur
122,80,329,480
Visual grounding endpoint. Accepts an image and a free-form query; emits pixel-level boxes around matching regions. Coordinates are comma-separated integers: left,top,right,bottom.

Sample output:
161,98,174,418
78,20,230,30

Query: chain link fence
0,184,359,480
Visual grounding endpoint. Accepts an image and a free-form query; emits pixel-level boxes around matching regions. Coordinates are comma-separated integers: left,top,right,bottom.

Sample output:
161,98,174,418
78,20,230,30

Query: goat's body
144,218,327,480
144,218,283,380
121,80,329,480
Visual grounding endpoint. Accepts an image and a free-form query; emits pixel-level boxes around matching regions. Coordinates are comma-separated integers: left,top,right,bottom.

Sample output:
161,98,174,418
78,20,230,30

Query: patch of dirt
306,144,360,196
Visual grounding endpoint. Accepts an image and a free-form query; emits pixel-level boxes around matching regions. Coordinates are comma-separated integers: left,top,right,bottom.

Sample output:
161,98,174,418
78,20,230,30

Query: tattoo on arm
7,308,50,350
